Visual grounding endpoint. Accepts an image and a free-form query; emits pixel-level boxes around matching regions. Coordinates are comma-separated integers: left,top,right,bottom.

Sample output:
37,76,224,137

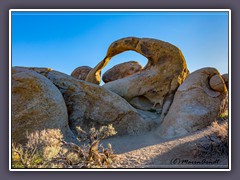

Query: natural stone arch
86,37,188,85
86,37,189,123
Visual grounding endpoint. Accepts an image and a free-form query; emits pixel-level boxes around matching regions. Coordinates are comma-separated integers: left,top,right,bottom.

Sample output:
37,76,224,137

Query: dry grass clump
193,117,229,158
12,125,117,169
211,121,228,143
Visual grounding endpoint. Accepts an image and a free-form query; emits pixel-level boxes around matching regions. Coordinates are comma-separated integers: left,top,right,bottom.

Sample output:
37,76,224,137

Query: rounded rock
221,73,229,89
12,68,75,144
18,68,152,136
155,68,228,139
102,61,142,83
209,74,226,92
71,66,92,80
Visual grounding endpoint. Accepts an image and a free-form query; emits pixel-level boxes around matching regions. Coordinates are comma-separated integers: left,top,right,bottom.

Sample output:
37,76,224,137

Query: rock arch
86,37,189,122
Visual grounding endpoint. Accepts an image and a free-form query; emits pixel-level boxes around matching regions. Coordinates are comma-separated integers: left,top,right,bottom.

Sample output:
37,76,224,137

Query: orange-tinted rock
71,66,92,80
102,61,142,83
12,67,76,144
209,74,226,92
18,67,154,136
86,37,189,122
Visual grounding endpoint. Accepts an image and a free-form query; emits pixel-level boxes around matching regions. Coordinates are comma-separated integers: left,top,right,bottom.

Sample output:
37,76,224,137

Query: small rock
221,73,229,89
102,61,142,83
209,74,226,92
71,66,92,80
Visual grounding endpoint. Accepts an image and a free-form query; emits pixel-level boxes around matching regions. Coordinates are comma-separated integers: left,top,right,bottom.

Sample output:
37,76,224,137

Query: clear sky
12,11,229,84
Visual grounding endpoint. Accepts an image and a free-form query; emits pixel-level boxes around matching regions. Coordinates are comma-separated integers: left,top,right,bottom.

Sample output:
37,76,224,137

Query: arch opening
100,50,148,85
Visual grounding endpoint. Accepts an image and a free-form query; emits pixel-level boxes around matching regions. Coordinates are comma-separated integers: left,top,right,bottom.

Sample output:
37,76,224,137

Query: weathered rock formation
15,67,153,136
222,73,229,89
155,68,228,139
102,61,142,83
71,66,92,80
85,37,189,122
12,67,76,144
11,37,229,145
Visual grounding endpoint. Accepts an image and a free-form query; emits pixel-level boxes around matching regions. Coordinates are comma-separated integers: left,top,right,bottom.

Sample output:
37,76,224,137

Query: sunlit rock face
11,37,229,143
155,67,228,139
12,67,76,144
86,37,189,122
14,67,152,136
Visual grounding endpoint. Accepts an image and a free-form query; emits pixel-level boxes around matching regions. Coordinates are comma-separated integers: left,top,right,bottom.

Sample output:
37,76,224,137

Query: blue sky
12,11,229,84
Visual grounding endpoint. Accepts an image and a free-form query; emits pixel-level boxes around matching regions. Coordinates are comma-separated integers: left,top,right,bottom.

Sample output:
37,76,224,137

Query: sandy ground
101,126,229,169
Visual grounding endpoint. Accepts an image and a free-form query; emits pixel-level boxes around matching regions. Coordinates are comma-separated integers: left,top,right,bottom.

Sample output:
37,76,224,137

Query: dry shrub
12,125,117,169
211,121,228,143
74,124,117,168
12,129,63,168
193,120,229,158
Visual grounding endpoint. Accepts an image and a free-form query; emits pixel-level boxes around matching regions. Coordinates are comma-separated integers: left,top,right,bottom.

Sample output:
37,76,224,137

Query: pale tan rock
102,61,142,83
12,67,76,144
209,74,226,92
86,37,189,122
71,66,92,80
155,68,228,139
19,67,154,136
